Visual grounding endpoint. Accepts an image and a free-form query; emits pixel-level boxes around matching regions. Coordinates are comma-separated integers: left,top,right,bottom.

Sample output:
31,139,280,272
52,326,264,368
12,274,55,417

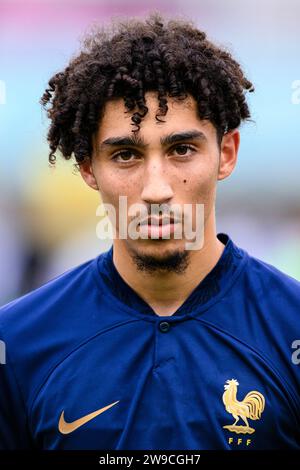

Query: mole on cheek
183,179,187,183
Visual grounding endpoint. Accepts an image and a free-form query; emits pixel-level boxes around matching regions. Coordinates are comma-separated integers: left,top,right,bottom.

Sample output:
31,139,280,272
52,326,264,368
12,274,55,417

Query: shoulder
224,245,300,401
0,252,110,372
243,250,300,302
0,256,98,333
240,250,300,363
0,254,108,408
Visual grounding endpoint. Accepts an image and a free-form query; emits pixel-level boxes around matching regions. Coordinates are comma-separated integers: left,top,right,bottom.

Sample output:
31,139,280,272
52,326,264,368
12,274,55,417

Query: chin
125,238,190,274
127,237,186,258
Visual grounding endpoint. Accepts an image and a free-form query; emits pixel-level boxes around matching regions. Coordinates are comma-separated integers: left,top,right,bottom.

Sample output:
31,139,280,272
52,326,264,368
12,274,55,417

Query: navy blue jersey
0,233,299,449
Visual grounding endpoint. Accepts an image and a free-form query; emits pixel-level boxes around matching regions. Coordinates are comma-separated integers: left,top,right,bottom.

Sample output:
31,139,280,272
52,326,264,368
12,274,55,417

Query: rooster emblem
222,379,265,434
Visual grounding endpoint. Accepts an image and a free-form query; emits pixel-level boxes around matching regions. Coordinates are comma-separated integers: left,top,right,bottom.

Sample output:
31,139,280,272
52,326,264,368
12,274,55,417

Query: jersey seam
28,317,141,428
189,251,249,319
195,317,300,418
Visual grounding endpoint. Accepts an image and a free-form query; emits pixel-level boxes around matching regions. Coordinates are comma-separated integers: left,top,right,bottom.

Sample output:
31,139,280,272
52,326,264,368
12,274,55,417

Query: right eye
111,150,139,163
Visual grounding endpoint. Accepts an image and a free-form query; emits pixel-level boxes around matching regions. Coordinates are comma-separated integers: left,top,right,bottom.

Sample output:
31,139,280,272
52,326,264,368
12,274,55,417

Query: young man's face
80,91,239,271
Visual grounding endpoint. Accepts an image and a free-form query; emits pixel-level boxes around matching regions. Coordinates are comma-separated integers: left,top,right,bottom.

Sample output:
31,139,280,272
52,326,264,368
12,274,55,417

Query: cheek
97,167,135,205
97,170,143,233
183,162,217,202
182,162,218,227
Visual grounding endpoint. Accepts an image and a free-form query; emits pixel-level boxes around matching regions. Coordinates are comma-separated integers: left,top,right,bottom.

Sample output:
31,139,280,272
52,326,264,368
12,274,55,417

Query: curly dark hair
40,11,254,168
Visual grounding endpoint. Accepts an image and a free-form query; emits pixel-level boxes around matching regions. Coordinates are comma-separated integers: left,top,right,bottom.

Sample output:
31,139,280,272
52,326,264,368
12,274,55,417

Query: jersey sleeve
0,328,33,449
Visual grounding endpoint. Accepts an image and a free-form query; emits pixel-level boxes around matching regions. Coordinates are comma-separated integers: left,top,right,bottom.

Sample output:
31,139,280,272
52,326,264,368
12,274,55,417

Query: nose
141,158,174,205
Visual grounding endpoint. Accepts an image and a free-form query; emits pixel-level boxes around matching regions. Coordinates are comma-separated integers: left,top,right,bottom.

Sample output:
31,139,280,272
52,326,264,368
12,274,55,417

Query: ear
217,128,240,181
78,158,99,191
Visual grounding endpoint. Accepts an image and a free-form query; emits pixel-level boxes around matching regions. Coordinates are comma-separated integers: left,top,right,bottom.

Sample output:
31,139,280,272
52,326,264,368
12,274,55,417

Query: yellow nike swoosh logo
58,400,120,435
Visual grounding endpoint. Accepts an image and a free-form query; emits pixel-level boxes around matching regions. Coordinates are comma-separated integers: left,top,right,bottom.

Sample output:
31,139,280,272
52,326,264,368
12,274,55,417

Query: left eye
172,144,195,156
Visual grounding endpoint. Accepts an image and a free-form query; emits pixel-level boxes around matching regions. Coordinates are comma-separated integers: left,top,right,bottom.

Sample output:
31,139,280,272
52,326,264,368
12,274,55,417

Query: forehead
97,91,208,139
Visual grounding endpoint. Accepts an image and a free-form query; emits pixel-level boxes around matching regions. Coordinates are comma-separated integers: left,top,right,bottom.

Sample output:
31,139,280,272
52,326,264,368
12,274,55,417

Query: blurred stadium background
0,0,299,306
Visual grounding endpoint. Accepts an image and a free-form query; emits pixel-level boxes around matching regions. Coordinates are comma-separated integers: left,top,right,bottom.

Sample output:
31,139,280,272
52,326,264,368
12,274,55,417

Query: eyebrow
98,130,207,151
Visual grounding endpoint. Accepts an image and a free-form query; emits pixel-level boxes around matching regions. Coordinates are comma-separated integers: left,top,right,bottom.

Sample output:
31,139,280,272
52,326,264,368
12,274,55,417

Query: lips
139,216,176,227
137,216,181,239
138,222,178,239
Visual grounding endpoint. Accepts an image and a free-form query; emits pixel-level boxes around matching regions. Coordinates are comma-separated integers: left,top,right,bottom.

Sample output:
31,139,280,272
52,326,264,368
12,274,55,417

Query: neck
112,210,225,316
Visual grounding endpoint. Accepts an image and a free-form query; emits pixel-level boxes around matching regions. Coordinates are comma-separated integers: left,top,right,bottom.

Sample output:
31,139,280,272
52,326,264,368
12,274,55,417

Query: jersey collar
97,233,245,317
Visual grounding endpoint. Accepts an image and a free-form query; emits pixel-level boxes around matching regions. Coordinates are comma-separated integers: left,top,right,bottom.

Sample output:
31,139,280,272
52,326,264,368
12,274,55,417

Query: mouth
138,216,180,239
139,216,177,227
